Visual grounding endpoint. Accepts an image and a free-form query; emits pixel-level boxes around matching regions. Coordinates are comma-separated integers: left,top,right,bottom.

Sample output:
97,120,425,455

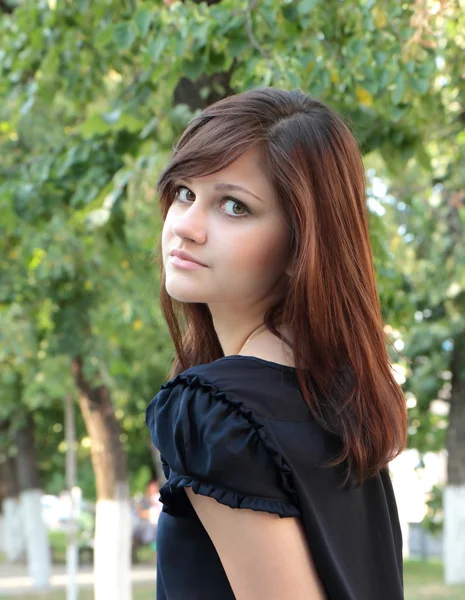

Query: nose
171,200,207,244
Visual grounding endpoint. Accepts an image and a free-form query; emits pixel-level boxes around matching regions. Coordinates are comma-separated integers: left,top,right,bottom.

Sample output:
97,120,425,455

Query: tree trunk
0,449,25,562
444,334,465,584
65,394,79,600
72,356,132,600
173,0,234,111
15,414,51,589
0,467,3,556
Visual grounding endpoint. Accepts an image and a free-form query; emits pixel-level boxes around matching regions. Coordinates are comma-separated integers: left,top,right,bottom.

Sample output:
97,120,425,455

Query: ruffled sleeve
145,372,301,519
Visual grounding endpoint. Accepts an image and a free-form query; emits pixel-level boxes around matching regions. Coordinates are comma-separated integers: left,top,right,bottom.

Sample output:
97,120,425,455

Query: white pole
65,394,79,600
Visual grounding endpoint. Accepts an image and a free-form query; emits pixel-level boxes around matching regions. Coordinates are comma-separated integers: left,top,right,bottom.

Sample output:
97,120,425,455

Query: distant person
133,480,162,547
145,88,406,599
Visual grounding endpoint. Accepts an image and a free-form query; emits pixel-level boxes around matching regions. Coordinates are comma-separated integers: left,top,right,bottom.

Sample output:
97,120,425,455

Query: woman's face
161,145,293,312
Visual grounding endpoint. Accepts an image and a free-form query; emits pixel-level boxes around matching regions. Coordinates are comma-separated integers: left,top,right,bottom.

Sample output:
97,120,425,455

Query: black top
145,356,404,600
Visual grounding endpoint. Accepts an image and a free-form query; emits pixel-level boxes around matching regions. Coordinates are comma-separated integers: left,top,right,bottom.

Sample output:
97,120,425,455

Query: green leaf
181,56,206,81
113,22,136,50
405,60,415,74
191,20,211,49
375,52,388,66
391,105,408,122
379,69,391,89
360,77,379,96
282,4,299,21
298,0,320,16
392,72,405,105
416,144,432,171
347,39,365,55
207,49,226,72
134,8,153,38
80,114,112,137
174,35,187,57
227,35,249,58
95,25,114,48
139,117,158,140
147,35,168,61
116,114,145,133
409,76,429,95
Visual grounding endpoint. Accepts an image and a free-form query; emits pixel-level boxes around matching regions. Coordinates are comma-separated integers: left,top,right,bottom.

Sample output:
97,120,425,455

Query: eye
173,185,250,219
173,186,195,203
222,198,249,218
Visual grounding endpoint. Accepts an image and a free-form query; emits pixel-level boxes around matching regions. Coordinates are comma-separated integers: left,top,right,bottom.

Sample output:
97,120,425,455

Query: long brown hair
154,87,407,485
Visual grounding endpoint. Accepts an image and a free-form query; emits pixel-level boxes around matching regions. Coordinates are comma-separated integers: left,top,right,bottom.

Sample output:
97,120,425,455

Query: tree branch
0,0,15,14
244,0,269,60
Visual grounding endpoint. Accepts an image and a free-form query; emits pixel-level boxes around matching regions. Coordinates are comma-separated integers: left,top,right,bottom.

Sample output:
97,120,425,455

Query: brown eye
224,199,247,217
173,185,250,219
174,186,195,202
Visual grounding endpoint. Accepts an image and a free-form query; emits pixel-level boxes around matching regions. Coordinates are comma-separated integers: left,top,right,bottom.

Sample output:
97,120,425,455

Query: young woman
145,88,407,600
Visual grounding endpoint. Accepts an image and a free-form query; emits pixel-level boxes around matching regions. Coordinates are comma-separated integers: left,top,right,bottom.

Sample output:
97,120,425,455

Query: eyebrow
183,178,264,204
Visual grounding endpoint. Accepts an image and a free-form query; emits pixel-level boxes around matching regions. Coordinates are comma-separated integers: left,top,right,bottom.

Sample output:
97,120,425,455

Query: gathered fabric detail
147,365,405,600
146,370,302,519
159,473,301,518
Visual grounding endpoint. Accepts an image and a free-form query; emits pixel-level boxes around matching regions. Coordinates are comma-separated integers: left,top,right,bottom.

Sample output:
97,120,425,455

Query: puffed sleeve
145,372,301,519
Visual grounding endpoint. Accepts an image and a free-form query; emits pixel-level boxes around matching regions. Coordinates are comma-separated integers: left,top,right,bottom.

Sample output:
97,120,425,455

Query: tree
368,4,465,579
15,412,52,589
0,422,24,563
2,0,464,589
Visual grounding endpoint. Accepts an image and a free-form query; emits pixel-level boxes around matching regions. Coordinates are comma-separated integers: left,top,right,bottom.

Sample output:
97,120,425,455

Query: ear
284,237,295,278
284,258,294,278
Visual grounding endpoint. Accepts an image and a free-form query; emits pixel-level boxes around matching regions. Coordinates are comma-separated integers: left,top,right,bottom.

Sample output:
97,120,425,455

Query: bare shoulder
184,488,326,600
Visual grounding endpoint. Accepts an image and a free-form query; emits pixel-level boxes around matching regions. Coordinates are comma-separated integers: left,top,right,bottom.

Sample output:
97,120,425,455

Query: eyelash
172,185,251,220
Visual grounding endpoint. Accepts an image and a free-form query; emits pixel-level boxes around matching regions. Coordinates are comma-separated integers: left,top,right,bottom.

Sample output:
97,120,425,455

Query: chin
165,285,206,304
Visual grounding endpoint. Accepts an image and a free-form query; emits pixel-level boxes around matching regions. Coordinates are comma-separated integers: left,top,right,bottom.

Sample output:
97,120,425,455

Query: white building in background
389,448,447,558
386,338,450,560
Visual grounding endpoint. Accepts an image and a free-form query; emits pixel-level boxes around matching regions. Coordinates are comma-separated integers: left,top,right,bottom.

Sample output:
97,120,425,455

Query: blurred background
0,0,464,598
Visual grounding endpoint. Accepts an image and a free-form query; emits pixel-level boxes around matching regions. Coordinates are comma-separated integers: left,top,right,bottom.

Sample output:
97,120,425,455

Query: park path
0,564,156,596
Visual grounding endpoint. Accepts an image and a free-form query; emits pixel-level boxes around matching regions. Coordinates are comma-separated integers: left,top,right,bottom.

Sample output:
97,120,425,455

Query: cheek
161,214,174,252
227,224,290,277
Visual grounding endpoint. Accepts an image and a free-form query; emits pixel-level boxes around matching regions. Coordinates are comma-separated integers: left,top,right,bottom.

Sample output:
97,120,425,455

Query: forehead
186,146,274,197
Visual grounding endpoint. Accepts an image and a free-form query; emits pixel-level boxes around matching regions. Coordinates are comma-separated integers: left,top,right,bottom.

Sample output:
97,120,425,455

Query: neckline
215,355,297,373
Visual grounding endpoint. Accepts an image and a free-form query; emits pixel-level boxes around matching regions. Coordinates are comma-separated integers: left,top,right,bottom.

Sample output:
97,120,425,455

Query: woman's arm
185,487,326,600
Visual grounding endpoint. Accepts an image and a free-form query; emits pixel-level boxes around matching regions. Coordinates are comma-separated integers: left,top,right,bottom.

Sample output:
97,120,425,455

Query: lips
169,248,207,267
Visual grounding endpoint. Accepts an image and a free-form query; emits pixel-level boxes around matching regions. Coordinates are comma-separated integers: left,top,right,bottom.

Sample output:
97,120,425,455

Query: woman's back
146,355,403,600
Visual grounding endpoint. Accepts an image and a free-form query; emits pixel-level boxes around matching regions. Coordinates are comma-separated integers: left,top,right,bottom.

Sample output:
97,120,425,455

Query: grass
404,560,465,600
1,560,465,599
